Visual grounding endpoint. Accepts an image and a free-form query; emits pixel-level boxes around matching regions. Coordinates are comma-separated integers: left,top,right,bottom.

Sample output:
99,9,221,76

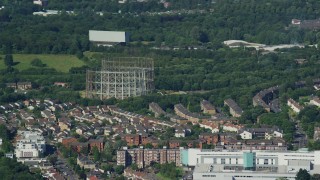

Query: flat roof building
15,131,46,159
89,30,129,47
182,148,320,180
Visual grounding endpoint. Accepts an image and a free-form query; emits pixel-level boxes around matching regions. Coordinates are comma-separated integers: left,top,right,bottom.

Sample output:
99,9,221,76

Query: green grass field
0,54,85,73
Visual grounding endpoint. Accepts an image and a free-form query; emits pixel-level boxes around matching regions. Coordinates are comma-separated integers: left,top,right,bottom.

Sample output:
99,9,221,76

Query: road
292,121,308,149
56,154,79,180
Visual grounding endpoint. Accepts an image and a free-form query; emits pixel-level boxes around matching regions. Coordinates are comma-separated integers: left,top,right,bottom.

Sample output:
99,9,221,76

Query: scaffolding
86,57,154,100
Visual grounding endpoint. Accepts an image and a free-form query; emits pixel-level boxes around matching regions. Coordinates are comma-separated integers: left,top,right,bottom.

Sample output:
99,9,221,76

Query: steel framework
86,57,154,100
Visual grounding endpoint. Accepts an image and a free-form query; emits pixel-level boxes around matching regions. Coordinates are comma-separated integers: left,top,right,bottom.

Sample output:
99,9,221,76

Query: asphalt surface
56,156,79,180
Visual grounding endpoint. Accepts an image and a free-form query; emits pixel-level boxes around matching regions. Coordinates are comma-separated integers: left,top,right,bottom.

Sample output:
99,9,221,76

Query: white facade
193,164,298,180
175,132,186,138
310,98,320,107
222,124,242,132
287,99,303,113
265,130,283,140
187,149,320,180
239,130,252,139
182,148,320,170
89,30,128,45
199,123,219,133
15,131,45,158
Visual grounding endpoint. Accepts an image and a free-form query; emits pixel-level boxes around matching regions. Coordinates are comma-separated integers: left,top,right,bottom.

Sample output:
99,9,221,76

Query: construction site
86,57,154,100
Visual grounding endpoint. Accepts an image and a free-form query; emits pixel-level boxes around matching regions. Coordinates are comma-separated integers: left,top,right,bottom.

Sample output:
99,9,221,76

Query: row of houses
174,103,205,123
288,96,320,114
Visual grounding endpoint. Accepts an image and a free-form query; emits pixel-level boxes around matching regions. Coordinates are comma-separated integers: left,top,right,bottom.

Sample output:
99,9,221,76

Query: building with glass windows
180,148,320,180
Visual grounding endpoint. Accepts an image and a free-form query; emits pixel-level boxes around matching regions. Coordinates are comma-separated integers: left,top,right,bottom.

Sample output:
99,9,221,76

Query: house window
257,159,259,164
213,158,217,164
221,158,225,164
264,159,268,165
229,158,232,164
236,158,238,164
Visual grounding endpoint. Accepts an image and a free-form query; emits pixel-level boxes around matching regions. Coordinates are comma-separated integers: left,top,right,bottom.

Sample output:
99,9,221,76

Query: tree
115,165,124,175
102,164,114,172
30,58,46,67
312,174,320,180
296,169,311,180
4,54,13,67
145,143,153,149
80,146,89,155
48,155,58,165
92,146,101,162
130,163,138,171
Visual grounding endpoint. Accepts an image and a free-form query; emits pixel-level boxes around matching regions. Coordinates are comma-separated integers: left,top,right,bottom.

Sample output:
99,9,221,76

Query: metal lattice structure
86,57,154,100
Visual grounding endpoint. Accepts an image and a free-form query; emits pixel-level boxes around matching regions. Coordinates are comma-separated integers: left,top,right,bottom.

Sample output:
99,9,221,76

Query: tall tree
4,54,13,67
296,169,311,180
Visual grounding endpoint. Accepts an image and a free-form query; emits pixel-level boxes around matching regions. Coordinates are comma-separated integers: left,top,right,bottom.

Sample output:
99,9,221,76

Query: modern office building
181,148,320,180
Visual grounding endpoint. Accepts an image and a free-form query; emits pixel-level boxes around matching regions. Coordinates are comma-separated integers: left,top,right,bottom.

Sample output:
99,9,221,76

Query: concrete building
6,82,32,90
222,123,243,133
77,155,95,169
89,30,129,47
314,127,320,141
15,131,46,158
174,104,203,123
224,99,243,117
33,0,48,6
200,100,216,115
253,86,280,113
287,98,304,113
239,127,283,140
117,147,181,168
181,149,320,180
310,97,320,107
199,121,219,133
149,102,166,117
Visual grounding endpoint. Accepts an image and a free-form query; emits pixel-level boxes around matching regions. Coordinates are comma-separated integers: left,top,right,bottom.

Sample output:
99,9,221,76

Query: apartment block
15,131,46,158
117,147,181,168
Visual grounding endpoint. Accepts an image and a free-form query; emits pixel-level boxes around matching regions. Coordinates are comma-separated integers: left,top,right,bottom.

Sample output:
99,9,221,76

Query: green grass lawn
156,173,173,180
0,54,85,73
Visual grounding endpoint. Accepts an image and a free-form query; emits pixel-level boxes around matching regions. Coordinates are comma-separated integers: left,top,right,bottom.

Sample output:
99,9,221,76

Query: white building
310,97,320,108
222,124,243,133
33,0,48,6
15,131,46,158
181,149,320,180
175,129,186,138
89,30,129,47
199,121,219,133
239,130,252,140
238,127,283,140
287,98,304,113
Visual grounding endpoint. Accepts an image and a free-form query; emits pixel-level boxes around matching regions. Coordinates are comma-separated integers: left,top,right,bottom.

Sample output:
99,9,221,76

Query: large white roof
89,30,127,43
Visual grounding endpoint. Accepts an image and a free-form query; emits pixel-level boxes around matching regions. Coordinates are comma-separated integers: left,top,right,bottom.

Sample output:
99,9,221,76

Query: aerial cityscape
0,0,320,180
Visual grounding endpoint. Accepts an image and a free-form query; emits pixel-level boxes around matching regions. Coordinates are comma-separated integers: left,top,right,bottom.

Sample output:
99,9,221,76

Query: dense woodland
2,0,320,54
